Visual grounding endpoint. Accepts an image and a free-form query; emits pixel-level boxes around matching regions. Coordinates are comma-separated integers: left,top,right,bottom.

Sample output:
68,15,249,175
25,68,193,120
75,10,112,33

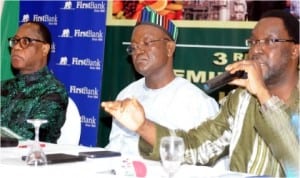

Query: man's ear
42,43,50,57
292,44,299,57
167,40,176,57
291,44,300,69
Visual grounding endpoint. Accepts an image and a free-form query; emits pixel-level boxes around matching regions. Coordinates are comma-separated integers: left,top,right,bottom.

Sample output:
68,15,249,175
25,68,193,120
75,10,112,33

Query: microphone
203,70,247,93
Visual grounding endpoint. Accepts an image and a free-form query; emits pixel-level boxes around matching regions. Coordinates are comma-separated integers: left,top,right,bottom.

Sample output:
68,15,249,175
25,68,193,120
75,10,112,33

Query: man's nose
133,45,145,55
250,43,264,54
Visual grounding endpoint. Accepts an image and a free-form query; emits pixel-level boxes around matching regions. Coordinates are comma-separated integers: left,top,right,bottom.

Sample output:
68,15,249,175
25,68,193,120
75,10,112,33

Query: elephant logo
59,56,68,65
64,0,72,9
22,14,30,22
61,29,70,37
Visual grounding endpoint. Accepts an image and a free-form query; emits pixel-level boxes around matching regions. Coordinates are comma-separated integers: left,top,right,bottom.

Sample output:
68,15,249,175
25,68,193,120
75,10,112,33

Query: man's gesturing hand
101,98,146,131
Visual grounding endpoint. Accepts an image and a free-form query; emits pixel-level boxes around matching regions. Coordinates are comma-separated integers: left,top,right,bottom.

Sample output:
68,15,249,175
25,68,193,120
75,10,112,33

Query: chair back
57,97,81,145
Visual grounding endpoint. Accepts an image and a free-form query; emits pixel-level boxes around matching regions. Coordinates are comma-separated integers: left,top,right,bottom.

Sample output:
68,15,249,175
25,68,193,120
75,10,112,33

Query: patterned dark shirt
1,67,68,143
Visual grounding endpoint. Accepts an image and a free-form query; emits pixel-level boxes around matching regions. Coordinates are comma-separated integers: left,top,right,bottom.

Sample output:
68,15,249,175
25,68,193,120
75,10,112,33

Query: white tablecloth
0,141,254,178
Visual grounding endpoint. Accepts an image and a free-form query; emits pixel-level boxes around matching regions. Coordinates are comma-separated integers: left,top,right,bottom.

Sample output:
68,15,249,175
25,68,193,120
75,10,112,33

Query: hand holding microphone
204,59,271,104
203,70,248,93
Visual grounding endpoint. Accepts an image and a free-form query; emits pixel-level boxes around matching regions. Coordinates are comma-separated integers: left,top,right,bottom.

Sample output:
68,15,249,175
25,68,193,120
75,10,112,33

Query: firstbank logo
58,56,70,66
63,0,73,9
76,1,105,13
72,57,101,70
74,29,103,41
81,115,96,128
69,85,99,99
21,14,30,22
51,42,56,53
59,28,72,38
61,0,105,13
61,0,75,10
21,13,58,25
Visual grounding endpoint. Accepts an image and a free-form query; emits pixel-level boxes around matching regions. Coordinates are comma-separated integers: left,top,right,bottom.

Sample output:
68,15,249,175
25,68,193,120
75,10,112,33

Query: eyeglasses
126,38,170,55
245,38,295,48
8,37,47,49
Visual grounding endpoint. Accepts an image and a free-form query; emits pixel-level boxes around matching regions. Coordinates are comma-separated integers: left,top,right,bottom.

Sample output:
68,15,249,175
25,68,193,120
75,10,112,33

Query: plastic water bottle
286,113,299,178
291,113,300,140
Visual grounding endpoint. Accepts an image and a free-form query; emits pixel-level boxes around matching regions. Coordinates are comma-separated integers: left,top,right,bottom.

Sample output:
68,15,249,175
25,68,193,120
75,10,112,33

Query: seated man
102,9,299,177
106,6,219,157
1,21,68,143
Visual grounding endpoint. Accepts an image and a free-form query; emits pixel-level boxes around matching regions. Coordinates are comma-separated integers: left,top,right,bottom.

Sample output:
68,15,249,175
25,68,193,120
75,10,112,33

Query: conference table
0,140,255,178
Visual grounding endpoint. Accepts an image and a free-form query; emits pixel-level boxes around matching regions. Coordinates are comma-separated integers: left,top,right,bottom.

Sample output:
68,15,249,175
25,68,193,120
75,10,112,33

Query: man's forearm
137,119,156,146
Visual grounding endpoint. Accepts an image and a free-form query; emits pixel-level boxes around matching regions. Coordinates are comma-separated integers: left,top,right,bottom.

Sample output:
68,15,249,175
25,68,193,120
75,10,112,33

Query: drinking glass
25,119,48,166
159,136,185,178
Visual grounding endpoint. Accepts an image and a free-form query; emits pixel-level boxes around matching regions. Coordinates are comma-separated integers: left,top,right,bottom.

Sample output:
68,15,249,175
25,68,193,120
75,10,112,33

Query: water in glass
159,136,185,178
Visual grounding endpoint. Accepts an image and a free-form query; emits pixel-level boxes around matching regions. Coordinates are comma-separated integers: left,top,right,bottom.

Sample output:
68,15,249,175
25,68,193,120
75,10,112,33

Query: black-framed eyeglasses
126,38,170,55
8,37,47,49
245,38,295,48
